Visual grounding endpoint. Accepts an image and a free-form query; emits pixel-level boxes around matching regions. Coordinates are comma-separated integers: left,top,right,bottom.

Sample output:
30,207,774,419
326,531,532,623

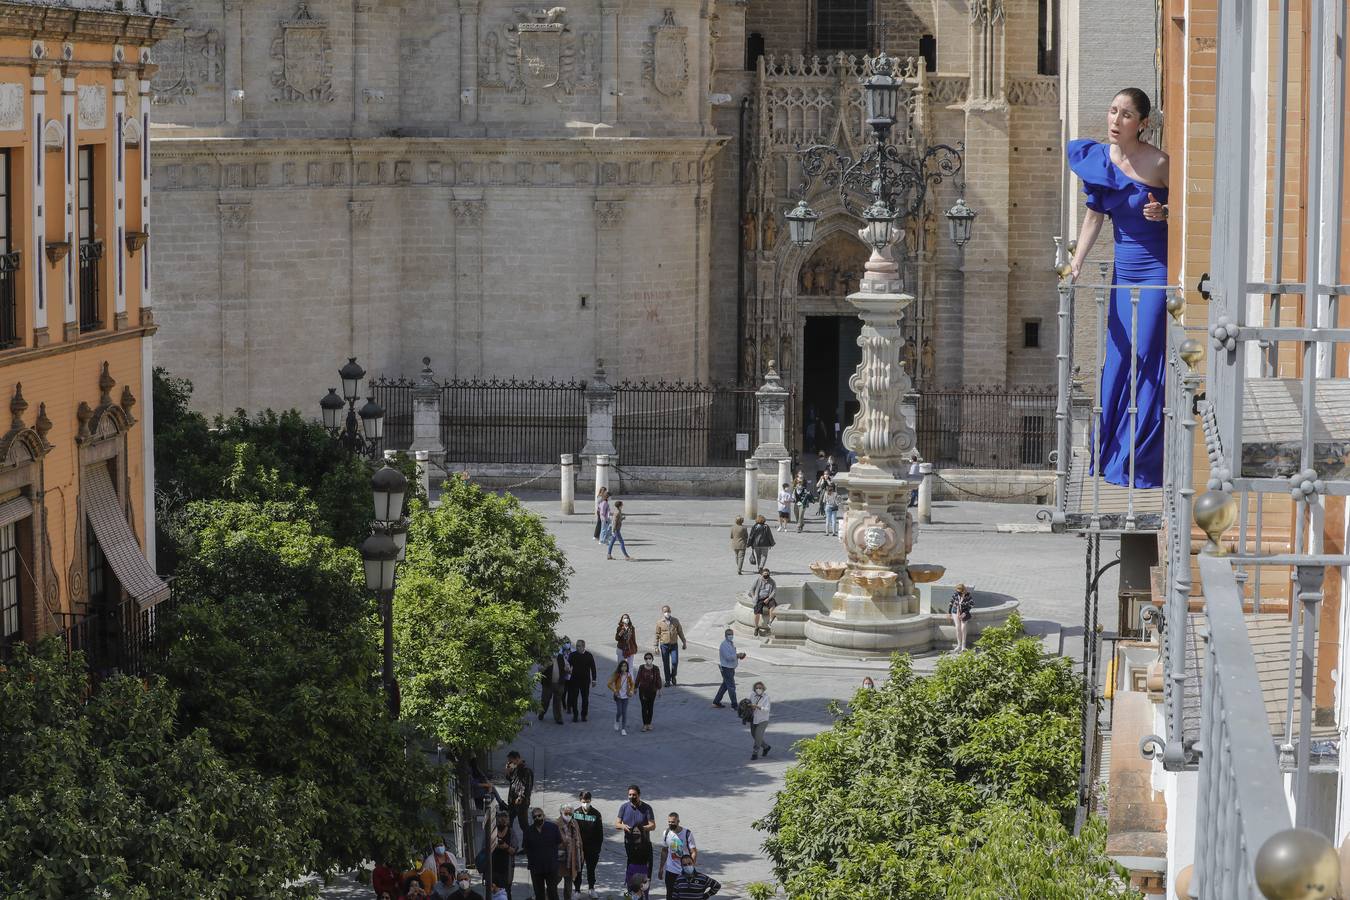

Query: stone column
917,462,934,524
414,450,431,502
112,59,129,329
580,361,618,462
752,360,790,462
776,458,792,493
224,0,244,124
409,356,444,458
218,199,251,413
595,453,612,496
599,0,621,124
451,196,485,375
560,454,576,514
352,0,372,133
60,67,75,341
743,457,759,520
458,0,480,125
28,57,50,345
348,198,373,359
137,62,152,318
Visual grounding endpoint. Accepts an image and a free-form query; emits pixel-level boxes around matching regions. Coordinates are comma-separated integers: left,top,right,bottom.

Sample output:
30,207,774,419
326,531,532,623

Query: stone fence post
414,450,431,504
743,458,759,520
579,359,617,465
753,360,790,496
560,454,575,514
409,356,444,460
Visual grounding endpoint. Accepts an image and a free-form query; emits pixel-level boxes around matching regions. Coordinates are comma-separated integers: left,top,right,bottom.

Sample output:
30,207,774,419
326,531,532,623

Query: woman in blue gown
1068,88,1170,489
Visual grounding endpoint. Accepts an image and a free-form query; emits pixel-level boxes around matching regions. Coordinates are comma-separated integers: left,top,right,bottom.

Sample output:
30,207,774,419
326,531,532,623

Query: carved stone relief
502,7,580,103
480,31,505,86
271,0,334,103
78,85,107,129
451,200,485,226
0,84,23,131
1006,77,1057,106
150,25,220,104
643,9,689,97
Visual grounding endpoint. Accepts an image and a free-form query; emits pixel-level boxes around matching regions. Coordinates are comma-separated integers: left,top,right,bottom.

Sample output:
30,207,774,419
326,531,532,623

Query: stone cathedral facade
149,0,1063,420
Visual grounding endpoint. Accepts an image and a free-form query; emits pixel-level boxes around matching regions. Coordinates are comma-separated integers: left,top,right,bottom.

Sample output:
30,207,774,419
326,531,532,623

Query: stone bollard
918,461,934,524
595,453,611,497
777,458,792,495
414,450,431,504
744,458,759,520
560,454,576,515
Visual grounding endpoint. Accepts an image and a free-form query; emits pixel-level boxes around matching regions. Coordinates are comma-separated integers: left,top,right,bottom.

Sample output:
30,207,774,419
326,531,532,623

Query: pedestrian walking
635,652,662,732
615,614,638,668
485,809,519,900
598,489,613,544
607,500,633,560
748,681,772,760
572,791,604,899
505,751,534,837
711,629,745,709
823,484,840,536
653,605,687,686
746,515,774,569
537,644,569,725
608,660,635,735
729,516,748,575
521,807,563,900
669,855,720,899
658,813,697,900
555,803,583,900
615,785,656,897
594,487,609,542
792,474,812,532
748,569,778,636
566,639,597,722
775,483,792,531
950,583,975,651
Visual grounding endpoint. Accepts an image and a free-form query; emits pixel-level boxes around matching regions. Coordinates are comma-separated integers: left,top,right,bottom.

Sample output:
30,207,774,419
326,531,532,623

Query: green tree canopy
0,642,318,899
756,616,1135,900
157,500,446,872
391,477,569,753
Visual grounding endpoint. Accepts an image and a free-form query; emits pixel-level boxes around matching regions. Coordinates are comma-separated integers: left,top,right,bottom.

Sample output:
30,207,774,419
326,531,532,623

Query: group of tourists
486,764,721,900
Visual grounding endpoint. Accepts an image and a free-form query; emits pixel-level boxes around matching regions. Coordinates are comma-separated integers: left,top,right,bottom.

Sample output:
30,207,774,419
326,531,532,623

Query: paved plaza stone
323,495,1118,899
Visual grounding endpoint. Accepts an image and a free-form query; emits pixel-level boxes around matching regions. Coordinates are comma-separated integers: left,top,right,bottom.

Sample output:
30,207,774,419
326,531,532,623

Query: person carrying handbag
949,583,975,652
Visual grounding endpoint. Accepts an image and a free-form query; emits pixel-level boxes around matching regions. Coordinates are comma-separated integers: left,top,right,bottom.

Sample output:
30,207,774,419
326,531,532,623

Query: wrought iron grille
54,593,172,679
614,381,756,467
0,251,19,349
439,377,587,463
915,387,1057,470
371,375,415,451
78,239,103,332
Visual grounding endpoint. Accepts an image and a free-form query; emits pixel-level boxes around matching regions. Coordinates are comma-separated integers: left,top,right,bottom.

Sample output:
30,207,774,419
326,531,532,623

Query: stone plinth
579,360,617,464
752,360,790,462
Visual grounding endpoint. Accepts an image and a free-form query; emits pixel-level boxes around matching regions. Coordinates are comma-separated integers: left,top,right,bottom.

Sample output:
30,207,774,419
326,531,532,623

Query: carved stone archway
0,383,57,641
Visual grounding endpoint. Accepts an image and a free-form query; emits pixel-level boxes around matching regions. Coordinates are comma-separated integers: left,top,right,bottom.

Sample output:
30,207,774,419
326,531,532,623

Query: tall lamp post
783,52,978,638
360,462,408,717
320,357,386,459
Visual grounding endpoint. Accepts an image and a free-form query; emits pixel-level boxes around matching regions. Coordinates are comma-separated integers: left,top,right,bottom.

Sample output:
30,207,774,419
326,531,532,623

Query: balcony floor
1063,449,1164,532
1241,378,1350,478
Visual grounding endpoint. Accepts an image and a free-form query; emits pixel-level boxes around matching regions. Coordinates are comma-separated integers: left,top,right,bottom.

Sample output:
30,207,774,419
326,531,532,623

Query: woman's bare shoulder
1145,147,1171,185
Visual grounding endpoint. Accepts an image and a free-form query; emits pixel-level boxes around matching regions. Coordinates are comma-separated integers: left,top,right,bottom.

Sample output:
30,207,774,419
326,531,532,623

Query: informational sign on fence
735,433,750,452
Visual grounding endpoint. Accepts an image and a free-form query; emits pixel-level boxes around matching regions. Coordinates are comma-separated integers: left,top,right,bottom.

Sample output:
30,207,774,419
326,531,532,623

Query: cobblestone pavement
323,496,1118,900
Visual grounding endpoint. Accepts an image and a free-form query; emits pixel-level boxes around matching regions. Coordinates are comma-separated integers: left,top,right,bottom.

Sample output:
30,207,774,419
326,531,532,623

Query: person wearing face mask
635,652,663,732
565,639,597,723
658,812,696,900
555,804,583,899
616,784,656,898
749,681,772,761
711,629,745,709
537,642,570,725
615,614,638,668
505,750,534,837
608,660,635,735
424,841,461,883
431,863,460,899
521,807,564,900
652,605,687,686
447,870,484,900
571,791,604,898
669,854,720,899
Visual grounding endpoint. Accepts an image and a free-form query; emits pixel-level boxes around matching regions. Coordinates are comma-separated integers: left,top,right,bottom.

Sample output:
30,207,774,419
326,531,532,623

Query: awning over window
0,495,32,530
83,464,169,610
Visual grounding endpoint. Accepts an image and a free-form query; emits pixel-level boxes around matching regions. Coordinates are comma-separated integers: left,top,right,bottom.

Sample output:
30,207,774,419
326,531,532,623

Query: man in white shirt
749,682,772,760
658,811,697,900
776,484,792,531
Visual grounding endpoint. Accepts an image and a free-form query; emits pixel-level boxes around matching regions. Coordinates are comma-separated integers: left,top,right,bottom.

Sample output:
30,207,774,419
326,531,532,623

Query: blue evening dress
1067,139,1169,489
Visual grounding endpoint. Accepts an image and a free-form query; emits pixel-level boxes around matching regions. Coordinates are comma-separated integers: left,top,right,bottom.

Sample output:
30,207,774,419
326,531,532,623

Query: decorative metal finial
1193,490,1237,555
1178,338,1204,371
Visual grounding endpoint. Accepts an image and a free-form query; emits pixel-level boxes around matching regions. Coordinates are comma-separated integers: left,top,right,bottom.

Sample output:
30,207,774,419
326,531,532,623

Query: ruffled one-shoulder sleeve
1067,139,1132,215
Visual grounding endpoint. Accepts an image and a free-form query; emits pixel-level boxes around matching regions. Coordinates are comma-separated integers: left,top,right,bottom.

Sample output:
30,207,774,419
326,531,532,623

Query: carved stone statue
901,338,917,376
800,266,814,293
761,213,777,250
920,337,936,383
742,211,758,252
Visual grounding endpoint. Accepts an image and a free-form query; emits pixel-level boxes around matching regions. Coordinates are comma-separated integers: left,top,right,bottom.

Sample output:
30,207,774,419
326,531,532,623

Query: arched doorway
794,231,869,457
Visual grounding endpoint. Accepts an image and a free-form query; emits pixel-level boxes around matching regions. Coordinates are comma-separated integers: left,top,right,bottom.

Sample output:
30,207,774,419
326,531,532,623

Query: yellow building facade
0,0,171,667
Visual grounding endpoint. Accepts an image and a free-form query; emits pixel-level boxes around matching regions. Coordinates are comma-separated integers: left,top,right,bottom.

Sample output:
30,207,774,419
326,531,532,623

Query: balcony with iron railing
0,251,20,349
78,239,103,333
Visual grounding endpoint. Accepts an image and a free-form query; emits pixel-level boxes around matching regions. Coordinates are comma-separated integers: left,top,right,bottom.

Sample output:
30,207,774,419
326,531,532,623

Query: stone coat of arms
643,9,689,97
150,25,220,104
505,6,577,103
271,0,334,103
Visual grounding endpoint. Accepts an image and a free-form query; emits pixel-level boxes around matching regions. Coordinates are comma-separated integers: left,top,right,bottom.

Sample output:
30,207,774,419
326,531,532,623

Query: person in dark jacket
505,751,534,836
486,809,519,900
746,515,775,569
571,791,604,898
565,639,597,722
538,647,569,724
522,807,564,900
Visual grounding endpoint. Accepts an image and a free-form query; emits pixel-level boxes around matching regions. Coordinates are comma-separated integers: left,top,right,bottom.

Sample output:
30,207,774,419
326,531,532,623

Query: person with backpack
746,515,775,570
658,813,697,900
615,785,657,898
571,791,605,899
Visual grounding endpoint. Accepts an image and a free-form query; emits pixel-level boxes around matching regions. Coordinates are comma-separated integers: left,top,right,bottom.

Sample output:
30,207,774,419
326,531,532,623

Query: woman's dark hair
1115,87,1152,121
615,660,629,673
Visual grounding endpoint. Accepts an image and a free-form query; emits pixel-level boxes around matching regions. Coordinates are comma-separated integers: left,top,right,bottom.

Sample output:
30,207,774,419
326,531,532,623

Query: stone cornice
0,6,174,44
149,135,728,160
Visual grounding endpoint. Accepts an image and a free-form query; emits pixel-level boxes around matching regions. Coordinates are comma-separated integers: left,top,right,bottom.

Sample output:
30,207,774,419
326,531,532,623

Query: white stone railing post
744,458,759,520
414,450,431,503
560,453,576,514
777,458,792,493
917,461,933,524
409,356,444,461
580,359,617,465
595,453,611,497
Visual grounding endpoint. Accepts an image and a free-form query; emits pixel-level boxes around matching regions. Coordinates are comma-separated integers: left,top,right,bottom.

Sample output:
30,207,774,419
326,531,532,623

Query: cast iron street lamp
360,462,408,718
320,357,385,459
786,51,976,254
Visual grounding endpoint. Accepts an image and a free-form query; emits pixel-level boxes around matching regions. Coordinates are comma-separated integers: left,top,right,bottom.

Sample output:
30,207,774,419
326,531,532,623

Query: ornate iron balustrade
78,239,103,332
0,251,20,349
613,381,756,467
915,386,1057,470
54,592,172,679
